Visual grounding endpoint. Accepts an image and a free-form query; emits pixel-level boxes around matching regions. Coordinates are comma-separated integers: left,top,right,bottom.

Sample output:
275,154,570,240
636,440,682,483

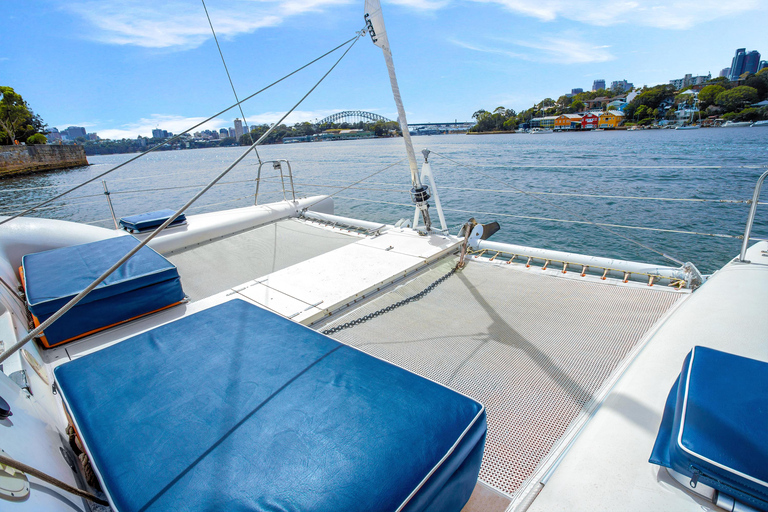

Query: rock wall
0,145,88,177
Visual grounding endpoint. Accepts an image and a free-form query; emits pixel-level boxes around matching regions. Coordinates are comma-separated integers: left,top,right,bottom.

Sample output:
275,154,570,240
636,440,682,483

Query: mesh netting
319,258,685,498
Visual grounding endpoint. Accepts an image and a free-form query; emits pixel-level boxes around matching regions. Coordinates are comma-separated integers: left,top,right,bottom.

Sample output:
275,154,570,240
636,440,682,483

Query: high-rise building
63,126,87,140
592,79,606,91
571,88,583,96
729,48,747,80
744,50,761,75
87,133,99,141
234,118,244,140
669,73,711,90
152,128,163,138
47,127,62,142
760,61,768,72
228,128,236,138
610,80,634,93
219,128,229,138
719,67,731,78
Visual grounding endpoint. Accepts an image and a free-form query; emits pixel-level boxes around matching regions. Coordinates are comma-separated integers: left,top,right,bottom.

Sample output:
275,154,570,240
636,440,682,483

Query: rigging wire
429,150,689,266
329,195,742,240
0,30,365,367
0,34,359,227
201,0,260,163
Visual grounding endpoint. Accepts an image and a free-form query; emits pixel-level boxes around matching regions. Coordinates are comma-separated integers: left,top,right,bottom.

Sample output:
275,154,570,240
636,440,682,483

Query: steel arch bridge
318,111,394,125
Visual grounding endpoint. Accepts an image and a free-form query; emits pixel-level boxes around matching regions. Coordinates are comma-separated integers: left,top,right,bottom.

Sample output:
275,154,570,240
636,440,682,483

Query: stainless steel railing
739,168,768,262
255,159,296,205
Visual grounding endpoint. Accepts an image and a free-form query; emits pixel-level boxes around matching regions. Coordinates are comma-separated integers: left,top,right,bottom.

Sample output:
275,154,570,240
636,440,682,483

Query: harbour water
1,127,766,274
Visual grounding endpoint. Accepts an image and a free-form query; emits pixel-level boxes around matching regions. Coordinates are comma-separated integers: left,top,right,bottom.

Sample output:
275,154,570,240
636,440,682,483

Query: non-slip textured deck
167,219,358,301
320,259,687,499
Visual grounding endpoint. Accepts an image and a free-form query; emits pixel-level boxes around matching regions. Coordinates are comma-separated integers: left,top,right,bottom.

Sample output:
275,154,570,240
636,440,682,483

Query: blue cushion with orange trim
22,236,184,347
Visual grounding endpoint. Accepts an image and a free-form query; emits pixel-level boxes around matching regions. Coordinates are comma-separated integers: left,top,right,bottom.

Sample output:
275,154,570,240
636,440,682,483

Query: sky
2,0,766,139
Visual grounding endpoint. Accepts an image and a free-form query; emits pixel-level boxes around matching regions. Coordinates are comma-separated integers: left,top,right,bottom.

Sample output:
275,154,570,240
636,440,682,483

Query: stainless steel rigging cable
429,150,688,266
0,30,364,366
0,35,358,227
201,0,260,163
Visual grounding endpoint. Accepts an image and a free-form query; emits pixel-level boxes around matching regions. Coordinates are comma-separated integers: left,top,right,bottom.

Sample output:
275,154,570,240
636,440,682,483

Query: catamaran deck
34,214,696,511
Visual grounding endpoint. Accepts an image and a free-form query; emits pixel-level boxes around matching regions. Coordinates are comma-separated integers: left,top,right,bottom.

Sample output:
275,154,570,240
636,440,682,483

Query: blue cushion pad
119,209,186,232
23,236,180,316
650,346,768,510
55,299,485,512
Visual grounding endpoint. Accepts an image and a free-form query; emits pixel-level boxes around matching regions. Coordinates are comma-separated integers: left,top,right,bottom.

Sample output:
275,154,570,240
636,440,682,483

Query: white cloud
97,114,228,139
387,0,452,9
469,0,763,29
452,32,615,64
65,0,352,49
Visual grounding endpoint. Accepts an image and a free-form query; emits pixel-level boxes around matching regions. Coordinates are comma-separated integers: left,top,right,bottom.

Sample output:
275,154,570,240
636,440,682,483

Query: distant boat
751,120,768,127
529,127,553,134
722,121,752,128
676,124,700,130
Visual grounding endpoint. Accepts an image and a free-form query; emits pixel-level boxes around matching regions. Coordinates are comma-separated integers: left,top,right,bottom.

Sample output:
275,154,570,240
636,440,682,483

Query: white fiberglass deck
166,218,359,301
319,258,688,500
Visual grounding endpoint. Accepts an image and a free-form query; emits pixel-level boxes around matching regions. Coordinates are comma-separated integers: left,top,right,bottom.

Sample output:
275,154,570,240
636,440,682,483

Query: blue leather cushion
119,209,186,232
55,299,486,512
650,346,768,511
23,236,184,345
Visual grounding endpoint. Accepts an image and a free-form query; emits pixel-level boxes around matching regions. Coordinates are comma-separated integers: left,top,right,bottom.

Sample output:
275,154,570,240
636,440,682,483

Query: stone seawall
0,145,88,177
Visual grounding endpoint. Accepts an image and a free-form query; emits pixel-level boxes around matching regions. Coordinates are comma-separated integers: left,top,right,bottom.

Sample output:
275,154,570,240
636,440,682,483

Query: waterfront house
554,114,583,131
540,116,559,129
599,111,625,129
581,112,600,130
583,97,610,110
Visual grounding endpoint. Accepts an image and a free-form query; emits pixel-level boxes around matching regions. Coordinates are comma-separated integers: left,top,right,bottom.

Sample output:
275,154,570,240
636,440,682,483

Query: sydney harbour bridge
317,110,474,132
318,111,394,125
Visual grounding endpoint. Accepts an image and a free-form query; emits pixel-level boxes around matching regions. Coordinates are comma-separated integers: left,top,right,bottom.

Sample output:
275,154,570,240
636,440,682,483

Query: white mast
364,0,432,230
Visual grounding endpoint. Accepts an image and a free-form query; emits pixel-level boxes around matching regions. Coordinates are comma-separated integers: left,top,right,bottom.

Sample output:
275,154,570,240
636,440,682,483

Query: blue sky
2,0,766,139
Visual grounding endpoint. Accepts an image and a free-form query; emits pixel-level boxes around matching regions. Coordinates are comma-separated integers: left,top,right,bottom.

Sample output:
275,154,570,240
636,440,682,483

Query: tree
571,100,585,112
26,133,47,145
715,86,759,112
699,85,726,108
239,133,253,146
744,74,768,101
0,86,47,145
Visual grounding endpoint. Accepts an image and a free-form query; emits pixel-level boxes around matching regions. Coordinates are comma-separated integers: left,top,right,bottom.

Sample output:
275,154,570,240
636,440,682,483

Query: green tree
1,86,47,144
571,100,585,112
239,133,253,146
26,133,47,145
715,86,759,112
743,74,768,101
698,85,726,108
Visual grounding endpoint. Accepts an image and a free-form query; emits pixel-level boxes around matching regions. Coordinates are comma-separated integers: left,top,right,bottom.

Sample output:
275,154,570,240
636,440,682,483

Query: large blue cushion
23,236,185,346
119,209,186,232
650,346,768,511
55,299,486,512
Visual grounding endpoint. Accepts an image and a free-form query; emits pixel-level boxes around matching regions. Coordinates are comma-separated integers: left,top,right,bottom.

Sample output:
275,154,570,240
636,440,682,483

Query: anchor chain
321,263,461,336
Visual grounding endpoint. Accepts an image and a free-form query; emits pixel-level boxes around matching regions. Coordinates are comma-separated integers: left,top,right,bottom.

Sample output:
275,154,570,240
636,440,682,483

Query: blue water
1,128,766,274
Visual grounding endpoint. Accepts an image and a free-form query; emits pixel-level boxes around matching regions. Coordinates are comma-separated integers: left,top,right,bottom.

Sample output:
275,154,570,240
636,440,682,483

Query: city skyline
3,1,767,139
